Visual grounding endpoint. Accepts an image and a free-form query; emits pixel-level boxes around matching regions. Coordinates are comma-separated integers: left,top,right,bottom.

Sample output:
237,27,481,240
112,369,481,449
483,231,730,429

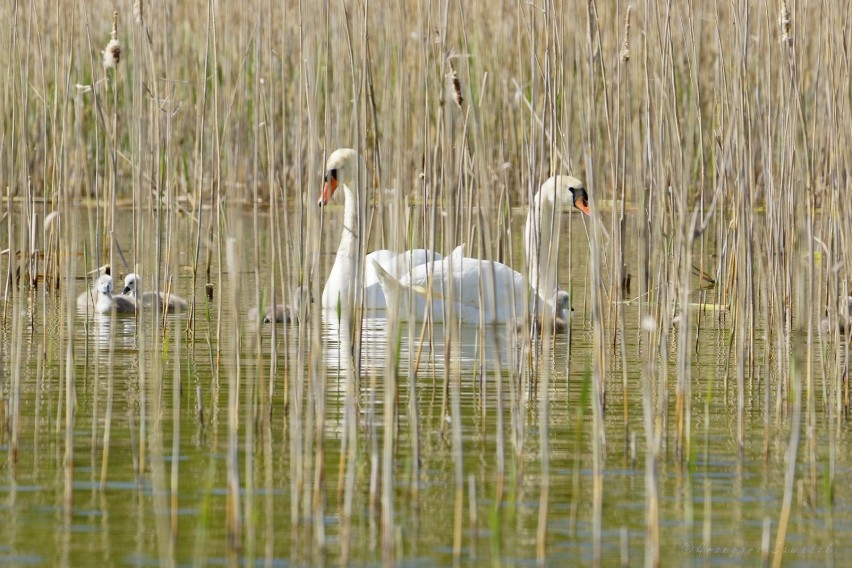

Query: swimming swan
93,274,137,314
249,286,313,324
318,148,441,312
524,289,572,333
372,175,589,325
76,264,111,311
121,273,188,312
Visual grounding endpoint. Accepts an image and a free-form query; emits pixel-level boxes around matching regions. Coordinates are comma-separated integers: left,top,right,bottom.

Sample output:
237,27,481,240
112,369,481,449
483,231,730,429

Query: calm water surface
0,206,849,566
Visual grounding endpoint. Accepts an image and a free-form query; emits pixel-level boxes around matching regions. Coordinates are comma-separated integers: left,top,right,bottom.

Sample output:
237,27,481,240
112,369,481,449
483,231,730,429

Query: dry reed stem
0,0,850,563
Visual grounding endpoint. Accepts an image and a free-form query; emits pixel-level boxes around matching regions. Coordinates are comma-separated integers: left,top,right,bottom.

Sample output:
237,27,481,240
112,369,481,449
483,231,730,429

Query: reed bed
0,0,851,566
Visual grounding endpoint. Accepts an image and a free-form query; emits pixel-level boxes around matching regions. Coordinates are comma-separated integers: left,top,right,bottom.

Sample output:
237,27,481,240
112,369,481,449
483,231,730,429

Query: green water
0,207,848,567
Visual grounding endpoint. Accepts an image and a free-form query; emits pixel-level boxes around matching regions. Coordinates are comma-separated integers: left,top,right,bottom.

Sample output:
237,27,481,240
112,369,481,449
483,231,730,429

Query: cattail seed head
779,1,792,45
103,39,121,69
103,12,121,69
448,59,464,109
133,1,143,24
620,6,632,62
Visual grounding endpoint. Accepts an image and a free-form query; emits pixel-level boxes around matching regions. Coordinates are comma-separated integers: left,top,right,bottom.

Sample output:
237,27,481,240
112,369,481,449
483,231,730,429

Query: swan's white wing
361,249,442,312
364,248,440,287
363,250,396,286
398,248,441,273
444,260,527,323
401,257,528,323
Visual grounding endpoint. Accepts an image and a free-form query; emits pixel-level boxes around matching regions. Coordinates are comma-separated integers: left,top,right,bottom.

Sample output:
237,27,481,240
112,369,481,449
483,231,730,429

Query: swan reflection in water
83,309,186,354
86,311,138,351
320,310,531,378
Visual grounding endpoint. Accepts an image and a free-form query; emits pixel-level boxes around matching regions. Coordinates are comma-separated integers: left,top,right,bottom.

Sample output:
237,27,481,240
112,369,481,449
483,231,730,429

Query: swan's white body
359,248,442,308
319,148,441,312
122,273,188,312
76,286,99,311
373,175,589,325
374,255,557,325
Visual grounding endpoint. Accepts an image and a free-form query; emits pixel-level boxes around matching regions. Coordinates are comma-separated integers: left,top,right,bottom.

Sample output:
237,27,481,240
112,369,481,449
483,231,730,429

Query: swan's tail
447,242,465,263
371,258,404,314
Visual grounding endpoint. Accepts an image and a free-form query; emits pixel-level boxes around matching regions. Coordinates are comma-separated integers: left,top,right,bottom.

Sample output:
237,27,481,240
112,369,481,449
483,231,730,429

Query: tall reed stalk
1,0,852,565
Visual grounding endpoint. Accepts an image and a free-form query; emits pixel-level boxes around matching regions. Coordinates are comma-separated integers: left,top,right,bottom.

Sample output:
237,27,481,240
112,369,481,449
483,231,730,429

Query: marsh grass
0,0,851,565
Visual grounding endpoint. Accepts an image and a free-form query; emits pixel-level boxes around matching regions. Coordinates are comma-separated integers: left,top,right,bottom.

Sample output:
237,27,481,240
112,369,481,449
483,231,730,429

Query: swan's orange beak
573,188,591,216
318,172,338,207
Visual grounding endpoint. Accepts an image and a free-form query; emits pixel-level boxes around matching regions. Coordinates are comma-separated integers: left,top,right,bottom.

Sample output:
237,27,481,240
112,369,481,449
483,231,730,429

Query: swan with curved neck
525,176,589,305
373,175,589,325
319,148,441,312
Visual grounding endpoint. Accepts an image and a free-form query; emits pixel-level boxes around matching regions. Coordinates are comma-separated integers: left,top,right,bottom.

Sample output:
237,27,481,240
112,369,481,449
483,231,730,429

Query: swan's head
554,289,571,312
523,290,573,333
97,274,113,296
319,148,360,206
540,289,571,315
548,175,590,216
545,290,572,331
122,273,141,295
553,290,572,331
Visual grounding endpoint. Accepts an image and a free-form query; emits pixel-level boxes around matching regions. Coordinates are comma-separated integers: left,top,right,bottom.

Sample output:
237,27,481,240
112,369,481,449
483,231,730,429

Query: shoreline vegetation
1,1,850,566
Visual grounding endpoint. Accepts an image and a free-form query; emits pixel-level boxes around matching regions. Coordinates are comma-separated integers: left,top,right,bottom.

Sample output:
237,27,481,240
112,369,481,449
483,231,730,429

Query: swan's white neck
322,182,366,309
525,186,561,308
337,183,362,258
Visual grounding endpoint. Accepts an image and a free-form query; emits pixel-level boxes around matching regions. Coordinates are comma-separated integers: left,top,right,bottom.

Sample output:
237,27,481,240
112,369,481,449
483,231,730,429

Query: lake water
0,205,848,566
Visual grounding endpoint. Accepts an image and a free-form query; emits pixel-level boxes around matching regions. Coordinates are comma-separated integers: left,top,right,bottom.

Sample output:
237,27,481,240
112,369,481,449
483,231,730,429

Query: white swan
372,175,589,325
93,274,137,314
76,264,111,311
318,148,441,312
121,273,188,312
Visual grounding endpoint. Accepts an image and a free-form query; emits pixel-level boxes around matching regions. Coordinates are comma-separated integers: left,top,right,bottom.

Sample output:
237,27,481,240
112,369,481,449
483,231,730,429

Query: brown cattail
103,12,121,69
133,1,143,24
620,6,632,62
779,1,792,45
448,58,464,109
